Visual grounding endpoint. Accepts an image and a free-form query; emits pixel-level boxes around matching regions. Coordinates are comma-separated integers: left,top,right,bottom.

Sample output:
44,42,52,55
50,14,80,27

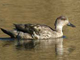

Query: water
0,0,80,60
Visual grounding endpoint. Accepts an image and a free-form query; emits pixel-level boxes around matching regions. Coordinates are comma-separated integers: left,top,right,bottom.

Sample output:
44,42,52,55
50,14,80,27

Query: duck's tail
0,28,15,38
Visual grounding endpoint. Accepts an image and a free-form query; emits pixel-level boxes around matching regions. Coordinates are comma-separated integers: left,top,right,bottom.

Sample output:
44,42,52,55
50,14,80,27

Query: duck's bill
67,22,76,27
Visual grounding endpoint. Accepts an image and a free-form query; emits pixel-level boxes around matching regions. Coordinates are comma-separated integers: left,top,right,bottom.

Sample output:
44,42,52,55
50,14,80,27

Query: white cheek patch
65,20,69,25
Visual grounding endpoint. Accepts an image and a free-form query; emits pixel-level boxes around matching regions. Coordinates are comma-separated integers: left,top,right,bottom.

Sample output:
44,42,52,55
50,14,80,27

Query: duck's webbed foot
62,36,66,38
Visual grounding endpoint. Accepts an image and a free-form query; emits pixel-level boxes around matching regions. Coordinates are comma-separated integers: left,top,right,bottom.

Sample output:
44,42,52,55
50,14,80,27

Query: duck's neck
55,25,63,34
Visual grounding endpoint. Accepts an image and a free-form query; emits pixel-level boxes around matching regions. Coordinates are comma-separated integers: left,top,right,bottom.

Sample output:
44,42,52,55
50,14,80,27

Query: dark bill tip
67,23,76,27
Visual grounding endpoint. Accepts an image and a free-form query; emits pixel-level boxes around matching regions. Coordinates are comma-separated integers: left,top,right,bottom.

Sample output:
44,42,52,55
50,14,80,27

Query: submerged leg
62,36,66,38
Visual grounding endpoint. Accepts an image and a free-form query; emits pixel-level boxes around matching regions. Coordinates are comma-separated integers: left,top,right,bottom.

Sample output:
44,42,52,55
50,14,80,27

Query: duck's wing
14,24,33,32
14,23,55,37
14,24,40,35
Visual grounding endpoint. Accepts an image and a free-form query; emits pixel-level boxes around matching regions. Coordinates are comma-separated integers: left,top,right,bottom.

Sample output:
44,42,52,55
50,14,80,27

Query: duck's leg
62,36,66,38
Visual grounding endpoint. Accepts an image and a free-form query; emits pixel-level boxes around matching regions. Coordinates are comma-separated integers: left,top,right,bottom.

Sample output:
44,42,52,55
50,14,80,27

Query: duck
0,16,75,39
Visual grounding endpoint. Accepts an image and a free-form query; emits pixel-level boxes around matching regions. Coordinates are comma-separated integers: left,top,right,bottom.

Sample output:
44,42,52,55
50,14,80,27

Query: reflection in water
55,38,63,56
15,39,40,49
0,37,75,60
38,38,64,60
15,37,64,56
0,38,40,49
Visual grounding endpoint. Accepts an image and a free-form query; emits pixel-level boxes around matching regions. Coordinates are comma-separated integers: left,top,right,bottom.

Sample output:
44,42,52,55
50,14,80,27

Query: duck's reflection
15,39,40,49
38,38,63,56
0,37,75,60
37,38,75,60
0,37,63,54
14,38,64,56
55,38,63,56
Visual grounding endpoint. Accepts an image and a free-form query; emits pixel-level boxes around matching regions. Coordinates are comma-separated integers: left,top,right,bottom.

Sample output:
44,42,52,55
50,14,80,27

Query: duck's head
54,16,75,29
